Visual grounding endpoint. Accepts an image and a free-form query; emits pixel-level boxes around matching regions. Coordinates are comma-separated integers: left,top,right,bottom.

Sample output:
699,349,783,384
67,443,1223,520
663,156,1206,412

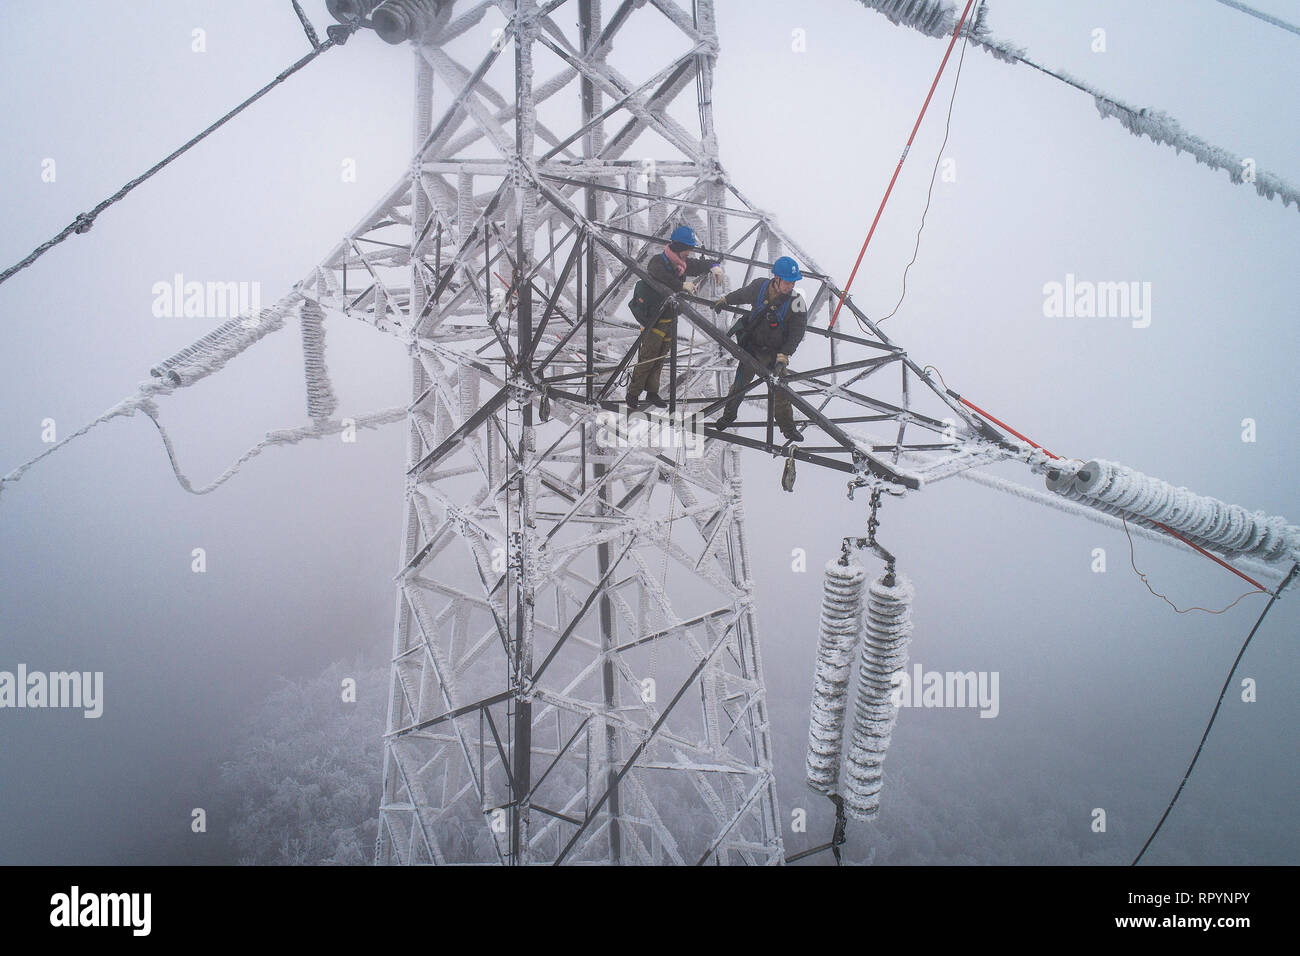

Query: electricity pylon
296,0,1007,865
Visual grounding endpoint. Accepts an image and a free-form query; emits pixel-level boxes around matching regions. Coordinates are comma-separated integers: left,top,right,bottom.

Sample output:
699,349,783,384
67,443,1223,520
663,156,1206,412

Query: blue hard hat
670,225,698,247
772,256,802,282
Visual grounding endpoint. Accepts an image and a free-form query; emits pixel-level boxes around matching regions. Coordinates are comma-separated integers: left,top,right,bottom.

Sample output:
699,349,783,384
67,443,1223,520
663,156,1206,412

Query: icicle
806,559,867,794
299,299,339,424
844,571,914,821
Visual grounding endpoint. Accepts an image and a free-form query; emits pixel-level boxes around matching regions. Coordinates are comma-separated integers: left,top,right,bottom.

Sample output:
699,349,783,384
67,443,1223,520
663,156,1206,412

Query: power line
875,1,976,326
831,0,978,330
289,0,322,49
1131,562,1299,865
1213,0,1300,37
0,20,358,289
1120,515,1265,615
856,0,1300,213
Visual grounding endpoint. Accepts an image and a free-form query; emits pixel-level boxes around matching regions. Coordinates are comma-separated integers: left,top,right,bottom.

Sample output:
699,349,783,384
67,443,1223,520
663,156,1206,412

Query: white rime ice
1,294,405,500
1067,459,1300,563
844,571,914,821
149,299,291,387
806,559,867,793
856,0,1300,213
299,299,340,423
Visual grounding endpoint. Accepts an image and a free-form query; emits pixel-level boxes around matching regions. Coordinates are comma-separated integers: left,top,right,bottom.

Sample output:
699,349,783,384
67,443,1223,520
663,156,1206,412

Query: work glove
710,264,725,282
681,280,696,294
775,353,789,368
712,297,727,313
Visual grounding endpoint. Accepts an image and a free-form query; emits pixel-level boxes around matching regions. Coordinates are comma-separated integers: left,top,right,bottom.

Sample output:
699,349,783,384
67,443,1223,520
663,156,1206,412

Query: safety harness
733,278,793,342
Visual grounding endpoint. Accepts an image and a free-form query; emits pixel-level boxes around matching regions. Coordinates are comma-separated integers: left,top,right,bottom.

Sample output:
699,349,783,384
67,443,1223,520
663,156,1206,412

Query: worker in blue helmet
626,224,722,409
711,255,808,442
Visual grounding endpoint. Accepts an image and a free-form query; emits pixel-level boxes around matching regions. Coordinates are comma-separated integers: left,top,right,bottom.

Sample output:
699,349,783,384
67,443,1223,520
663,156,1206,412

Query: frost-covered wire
0,31,356,288
0,294,397,501
1212,0,1300,38
143,405,406,495
855,0,1300,213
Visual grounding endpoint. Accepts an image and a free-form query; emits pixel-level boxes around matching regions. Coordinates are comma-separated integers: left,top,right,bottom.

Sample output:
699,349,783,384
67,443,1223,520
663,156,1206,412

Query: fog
0,0,1295,865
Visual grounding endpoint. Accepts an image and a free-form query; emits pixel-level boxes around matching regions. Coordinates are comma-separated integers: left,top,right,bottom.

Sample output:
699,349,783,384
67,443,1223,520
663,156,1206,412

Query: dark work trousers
721,349,793,428
628,315,673,397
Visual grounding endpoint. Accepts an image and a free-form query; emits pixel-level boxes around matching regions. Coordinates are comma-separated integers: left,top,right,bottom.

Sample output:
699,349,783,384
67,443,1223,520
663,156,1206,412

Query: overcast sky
0,0,1296,865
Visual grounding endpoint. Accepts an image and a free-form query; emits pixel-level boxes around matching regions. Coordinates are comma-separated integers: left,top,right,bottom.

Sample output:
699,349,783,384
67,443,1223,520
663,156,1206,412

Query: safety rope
875,3,974,327
953,393,1277,597
952,467,1282,589
830,0,977,330
0,22,357,289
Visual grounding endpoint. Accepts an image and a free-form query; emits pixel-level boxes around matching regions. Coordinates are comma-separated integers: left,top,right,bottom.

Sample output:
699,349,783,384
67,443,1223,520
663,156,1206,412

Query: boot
780,423,804,443
714,408,736,431
626,390,641,410
645,391,668,408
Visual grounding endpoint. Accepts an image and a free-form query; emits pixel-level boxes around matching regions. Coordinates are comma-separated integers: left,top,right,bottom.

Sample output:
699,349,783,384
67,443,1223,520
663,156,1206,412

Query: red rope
1146,520,1266,592
829,0,975,330
956,395,1267,592
958,396,1060,460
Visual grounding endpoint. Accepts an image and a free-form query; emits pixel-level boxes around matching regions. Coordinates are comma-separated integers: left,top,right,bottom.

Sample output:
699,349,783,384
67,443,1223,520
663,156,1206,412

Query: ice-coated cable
855,0,1300,212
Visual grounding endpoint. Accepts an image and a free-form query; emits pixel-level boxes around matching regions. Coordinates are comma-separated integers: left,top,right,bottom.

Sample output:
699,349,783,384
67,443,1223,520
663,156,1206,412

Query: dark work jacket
722,277,808,355
647,251,712,321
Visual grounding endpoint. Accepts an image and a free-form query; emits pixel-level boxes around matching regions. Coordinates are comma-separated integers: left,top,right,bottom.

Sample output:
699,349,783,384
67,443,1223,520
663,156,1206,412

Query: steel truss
294,0,1013,864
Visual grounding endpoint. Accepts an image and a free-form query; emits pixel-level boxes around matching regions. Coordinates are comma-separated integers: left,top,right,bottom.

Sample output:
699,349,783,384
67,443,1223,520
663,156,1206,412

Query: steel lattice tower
2,0,1294,870
299,0,1008,865
305,0,800,865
